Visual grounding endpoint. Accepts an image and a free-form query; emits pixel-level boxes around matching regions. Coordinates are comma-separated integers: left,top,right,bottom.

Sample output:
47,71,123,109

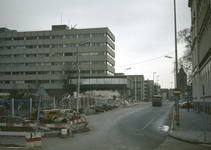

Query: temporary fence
0,97,115,118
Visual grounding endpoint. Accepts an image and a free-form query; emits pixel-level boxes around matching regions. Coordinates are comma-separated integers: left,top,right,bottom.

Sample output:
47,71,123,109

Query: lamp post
157,75,159,84
170,82,173,88
174,0,179,125
157,76,160,95
135,75,137,102
153,72,156,95
124,67,131,107
165,56,175,88
76,40,89,113
153,72,156,82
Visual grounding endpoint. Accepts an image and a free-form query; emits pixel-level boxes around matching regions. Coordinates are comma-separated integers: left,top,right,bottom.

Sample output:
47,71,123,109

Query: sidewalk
168,108,211,144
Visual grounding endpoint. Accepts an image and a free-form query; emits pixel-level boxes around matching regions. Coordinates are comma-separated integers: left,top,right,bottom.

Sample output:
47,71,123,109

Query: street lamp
124,67,131,107
153,72,156,95
157,75,159,84
174,0,179,125
76,40,89,113
170,82,173,88
153,72,156,81
165,56,175,88
135,75,137,102
165,56,174,59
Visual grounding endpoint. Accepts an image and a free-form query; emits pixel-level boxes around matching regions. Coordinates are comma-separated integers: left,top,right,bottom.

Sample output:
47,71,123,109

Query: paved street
37,102,172,149
1,102,210,150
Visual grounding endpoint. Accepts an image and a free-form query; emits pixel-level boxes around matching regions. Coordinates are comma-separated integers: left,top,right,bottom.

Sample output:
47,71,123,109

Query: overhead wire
115,52,175,68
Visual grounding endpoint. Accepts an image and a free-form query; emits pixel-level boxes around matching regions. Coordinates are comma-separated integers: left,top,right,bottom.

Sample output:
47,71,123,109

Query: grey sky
0,0,191,88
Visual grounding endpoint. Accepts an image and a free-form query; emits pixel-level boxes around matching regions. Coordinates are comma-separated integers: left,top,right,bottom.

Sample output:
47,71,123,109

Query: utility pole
76,40,89,113
174,0,179,125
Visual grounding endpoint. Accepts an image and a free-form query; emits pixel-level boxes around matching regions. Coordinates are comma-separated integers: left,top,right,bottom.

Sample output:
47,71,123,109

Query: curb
167,126,211,144
168,109,211,145
0,147,30,149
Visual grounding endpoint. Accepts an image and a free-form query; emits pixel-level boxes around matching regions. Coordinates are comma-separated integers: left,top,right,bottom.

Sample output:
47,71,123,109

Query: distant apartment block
128,75,145,101
144,80,153,102
0,25,115,95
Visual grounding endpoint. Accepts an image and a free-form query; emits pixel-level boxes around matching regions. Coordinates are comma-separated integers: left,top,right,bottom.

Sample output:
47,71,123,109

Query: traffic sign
173,88,181,96
35,86,48,97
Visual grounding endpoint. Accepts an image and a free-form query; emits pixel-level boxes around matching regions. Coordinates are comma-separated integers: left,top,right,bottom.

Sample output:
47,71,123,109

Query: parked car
60,109,76,115
180,102,193,108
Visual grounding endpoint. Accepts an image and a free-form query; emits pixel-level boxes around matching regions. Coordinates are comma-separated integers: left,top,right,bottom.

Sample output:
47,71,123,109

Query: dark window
38,36,50,39
26,36,37,40
65,53,73,56
26,45,37,49
13,37,24,41
52,35,63,39
25,80,36,83
65,35,77,38
25,71,36,75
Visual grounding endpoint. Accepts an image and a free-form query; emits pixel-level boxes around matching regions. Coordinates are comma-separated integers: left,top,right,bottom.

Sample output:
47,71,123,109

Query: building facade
188,1,211,116
128,75,145,102
144,80,153,102
0,25,115,95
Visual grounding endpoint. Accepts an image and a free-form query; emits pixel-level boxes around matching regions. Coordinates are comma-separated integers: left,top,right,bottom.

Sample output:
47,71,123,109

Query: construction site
0,90,139,148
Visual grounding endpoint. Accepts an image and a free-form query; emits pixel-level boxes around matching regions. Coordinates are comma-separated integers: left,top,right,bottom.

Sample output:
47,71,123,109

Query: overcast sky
0,0,191,89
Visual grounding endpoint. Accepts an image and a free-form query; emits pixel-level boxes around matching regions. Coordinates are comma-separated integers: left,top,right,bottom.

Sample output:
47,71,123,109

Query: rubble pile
81,90,135,108
82,90,120,99
113,97,132,107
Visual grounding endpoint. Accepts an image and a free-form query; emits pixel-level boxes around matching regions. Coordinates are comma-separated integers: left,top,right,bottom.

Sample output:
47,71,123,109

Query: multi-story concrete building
128,75,145,102
188,1,211,115
0,25,115,95
144,80,153,102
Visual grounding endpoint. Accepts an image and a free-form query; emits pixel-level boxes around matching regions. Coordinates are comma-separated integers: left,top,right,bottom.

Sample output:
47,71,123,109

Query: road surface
41,102,172,150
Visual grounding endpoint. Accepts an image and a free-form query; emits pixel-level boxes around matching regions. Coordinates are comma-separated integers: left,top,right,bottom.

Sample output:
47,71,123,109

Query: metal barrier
0,98,98,117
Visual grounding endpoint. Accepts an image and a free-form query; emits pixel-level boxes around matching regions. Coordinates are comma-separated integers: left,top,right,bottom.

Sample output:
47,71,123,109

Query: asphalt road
40,102,173,150
1,102,209,150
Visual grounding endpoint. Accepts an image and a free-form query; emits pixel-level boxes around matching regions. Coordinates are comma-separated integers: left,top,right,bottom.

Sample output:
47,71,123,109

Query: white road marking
130,108,145,113
161,125,169,132
142,113,161,130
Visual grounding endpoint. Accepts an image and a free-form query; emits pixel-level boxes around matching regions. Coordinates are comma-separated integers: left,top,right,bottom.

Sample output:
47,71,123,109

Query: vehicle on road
180,101,193,108
152,95,162,106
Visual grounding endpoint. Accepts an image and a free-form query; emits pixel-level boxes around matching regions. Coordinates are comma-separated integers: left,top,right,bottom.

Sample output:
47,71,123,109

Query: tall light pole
174,0,179,125
76,40,89,113
170,82,173,88
165,56,175,88
153,72,156,82
153,72,156,95
157,75,159,84
135,75,137,102
124,67,131,107
156,75,160,95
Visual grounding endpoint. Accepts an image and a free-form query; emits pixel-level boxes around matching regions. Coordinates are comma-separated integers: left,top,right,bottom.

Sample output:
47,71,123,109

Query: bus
152,95,162,106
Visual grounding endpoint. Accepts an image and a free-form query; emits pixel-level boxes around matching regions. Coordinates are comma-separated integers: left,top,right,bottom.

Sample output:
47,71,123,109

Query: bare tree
177,28,192,84
61,63,76,95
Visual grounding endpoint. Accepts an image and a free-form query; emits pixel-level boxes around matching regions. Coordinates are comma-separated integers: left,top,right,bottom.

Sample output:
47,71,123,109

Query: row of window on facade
0,33,114,42
0,60,114,67
0,42,114,51
0,80,63,84
0,70,114,76
0,51,115,60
